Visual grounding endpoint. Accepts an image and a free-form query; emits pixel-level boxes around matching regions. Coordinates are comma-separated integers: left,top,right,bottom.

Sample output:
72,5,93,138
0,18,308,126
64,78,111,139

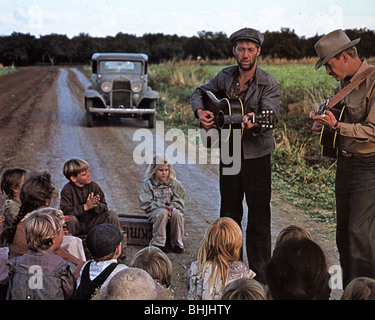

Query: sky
1,0,375,39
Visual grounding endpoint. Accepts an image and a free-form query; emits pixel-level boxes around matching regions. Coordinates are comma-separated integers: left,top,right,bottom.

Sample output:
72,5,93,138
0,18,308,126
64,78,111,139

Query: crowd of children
1,155,375,300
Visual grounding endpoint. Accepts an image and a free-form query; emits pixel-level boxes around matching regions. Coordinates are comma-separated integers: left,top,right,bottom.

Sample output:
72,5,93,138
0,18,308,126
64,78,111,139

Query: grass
0,65,18,76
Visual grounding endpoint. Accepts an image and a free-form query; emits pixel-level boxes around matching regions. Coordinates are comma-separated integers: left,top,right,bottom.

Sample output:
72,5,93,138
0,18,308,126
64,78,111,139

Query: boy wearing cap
190,27,280,282
73,223,128,300
311,29,375,286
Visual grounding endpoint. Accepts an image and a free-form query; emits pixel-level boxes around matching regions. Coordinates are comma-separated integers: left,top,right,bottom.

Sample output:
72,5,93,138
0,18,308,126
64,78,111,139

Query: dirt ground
0,66,340,299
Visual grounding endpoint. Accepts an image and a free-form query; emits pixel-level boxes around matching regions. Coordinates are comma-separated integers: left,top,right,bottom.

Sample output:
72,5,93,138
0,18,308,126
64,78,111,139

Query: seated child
1,168,26,230
130,245,172,287
138,155,185,253
130,245,174,299
73,223,128,300
60,158,120,236
186,217,256,300
1,172,86,274
92,267,168,300
7,208,76,300
275,224,313,248
265,237,330,300
342,277,375,300
221,278,267,300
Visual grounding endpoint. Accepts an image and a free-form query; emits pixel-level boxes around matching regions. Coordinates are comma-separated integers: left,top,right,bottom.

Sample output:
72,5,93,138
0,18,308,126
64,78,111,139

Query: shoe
155,245,171,253
172,246,184,254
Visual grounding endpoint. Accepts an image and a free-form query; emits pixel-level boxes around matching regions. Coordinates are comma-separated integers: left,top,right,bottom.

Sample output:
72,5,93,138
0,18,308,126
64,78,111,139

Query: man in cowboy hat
190,27,280,283
311,29,375,287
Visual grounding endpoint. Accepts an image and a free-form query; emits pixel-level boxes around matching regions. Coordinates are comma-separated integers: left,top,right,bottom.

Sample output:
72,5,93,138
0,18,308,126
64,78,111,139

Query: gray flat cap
230,28,264,46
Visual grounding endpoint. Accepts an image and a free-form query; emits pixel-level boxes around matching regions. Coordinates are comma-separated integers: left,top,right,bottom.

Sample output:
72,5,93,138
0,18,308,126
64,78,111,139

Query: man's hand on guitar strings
242,112,260,130
311,110,337,129
198,109,215,130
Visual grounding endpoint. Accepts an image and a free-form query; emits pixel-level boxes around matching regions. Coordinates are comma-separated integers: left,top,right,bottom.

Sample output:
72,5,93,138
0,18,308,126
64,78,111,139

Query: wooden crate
119,214,153,246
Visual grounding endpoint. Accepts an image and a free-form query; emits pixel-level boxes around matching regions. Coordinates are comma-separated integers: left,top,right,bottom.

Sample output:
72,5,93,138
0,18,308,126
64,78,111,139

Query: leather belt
341,150,375,158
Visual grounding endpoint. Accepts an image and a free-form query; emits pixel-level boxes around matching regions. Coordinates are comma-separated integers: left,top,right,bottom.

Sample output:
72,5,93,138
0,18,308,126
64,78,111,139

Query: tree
38,34,72,65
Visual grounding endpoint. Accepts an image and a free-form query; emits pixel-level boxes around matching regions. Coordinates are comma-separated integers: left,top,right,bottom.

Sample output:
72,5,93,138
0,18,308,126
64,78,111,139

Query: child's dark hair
0,171,57,244
0,168,26,198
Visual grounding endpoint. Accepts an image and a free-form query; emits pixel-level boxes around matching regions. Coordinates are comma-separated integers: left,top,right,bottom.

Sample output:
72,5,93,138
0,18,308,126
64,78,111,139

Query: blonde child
60,158,121,236
186,217,256,300
138,155,185,253
7,208,76,300
221,278,267,300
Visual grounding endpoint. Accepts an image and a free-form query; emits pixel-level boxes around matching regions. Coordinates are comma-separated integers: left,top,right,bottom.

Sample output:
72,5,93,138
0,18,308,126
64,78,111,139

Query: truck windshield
99,60,143,75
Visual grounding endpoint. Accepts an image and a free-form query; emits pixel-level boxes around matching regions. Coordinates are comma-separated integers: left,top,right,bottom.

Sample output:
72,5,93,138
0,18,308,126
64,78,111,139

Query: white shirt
76,259,128,288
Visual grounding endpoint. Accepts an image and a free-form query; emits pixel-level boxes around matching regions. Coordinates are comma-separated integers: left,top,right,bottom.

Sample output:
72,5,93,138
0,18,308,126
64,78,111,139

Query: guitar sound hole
217,111,225,129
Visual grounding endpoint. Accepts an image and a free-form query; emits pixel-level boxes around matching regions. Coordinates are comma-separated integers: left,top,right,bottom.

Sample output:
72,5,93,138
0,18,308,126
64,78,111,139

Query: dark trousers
66,210,121,236
219,154,272,280
336,154,375,287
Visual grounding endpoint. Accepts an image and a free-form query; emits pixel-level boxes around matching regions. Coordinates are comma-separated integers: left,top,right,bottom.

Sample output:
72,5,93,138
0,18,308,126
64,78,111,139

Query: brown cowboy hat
314,29,360,70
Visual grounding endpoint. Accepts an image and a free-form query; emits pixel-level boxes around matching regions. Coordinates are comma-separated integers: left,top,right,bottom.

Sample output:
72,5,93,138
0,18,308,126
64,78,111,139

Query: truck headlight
131,81,142,93
101,81,112,92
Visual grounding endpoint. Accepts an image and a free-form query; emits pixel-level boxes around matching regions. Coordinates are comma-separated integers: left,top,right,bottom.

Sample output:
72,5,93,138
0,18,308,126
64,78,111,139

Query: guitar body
201,90,244,148
200,90,276,148
319,102,346,158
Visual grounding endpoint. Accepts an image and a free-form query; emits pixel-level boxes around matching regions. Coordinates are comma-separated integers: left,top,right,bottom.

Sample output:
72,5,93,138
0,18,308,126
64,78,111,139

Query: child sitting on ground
275,224,313,248
92,267,167,300
1,168,26,230
0,171,85,273
60,158,120,236
221,277,267,300
73,223,128,300
342,277,375,300
186,217,256,300
265,237,330,300
130,245,174,299
7,208,76,300
138,154,185,253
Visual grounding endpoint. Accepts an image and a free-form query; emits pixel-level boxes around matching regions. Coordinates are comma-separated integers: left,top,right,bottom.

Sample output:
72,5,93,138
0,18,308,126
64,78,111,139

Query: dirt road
0,66,339,299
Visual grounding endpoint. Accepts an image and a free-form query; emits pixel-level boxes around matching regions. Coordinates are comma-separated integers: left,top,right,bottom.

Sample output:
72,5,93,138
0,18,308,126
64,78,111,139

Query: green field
0,66,18,76
149,63,338,224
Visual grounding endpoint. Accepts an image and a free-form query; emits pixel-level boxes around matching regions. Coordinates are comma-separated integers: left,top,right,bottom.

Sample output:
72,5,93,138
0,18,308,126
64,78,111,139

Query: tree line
1,27,374,66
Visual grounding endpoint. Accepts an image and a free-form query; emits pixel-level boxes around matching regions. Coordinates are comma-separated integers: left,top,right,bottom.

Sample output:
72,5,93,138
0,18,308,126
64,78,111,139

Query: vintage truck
84,53,158,128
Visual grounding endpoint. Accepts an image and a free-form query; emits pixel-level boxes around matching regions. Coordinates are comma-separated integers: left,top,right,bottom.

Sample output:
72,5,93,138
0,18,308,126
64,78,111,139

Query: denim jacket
190,65,280,159
7,249,76,300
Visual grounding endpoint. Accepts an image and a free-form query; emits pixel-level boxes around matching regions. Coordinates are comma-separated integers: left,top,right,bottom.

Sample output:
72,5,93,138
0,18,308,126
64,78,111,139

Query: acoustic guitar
200,90,276,148
314,99,346,158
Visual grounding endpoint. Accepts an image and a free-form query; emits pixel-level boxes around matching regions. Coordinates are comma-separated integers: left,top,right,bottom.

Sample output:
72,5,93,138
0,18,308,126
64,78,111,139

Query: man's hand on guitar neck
197,109,215,130
242,112,260,130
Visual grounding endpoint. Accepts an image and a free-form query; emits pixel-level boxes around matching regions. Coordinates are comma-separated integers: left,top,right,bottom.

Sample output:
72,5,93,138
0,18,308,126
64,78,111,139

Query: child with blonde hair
130,245,172,288
7,208,76,300
221,277,267,300
60,158,121,236
138,155,185,253
186,217,256,300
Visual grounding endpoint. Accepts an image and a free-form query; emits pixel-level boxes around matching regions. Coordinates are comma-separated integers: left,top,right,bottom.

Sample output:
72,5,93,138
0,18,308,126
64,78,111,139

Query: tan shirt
338,60,375,154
